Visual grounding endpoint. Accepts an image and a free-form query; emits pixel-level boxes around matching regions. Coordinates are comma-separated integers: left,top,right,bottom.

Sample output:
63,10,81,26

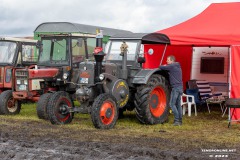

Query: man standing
159,55,183,126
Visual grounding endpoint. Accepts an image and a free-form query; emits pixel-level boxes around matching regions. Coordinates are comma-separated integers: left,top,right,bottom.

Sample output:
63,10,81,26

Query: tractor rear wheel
47,91,74,125
36,93,52,120
134,74,170,124
0,90,21,115
91,93,118,129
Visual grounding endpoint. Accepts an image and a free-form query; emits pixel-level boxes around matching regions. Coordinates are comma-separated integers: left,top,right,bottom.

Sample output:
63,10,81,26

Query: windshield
38,38,68,65
0,41,17,64
21,44,39,63
106,41,138,61
38,37,96,66
72,37,95,63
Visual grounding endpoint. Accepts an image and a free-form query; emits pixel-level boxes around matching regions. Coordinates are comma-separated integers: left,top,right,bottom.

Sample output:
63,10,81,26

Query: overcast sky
0,0,237,37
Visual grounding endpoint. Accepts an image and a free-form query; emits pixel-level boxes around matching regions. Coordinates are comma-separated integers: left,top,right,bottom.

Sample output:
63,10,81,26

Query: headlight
63,73,68,80
99,74,104,81
17,80,21,84
24,80,28,85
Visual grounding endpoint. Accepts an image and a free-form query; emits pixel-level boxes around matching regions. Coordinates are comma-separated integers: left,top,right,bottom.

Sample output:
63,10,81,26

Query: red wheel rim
7,97,17,112
56,97,71,122
149,86,166,117
100,100,115,125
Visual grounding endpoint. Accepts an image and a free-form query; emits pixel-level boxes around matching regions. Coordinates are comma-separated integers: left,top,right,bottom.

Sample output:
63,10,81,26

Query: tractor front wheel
36,93,52,120
91,93,118,129
134,75,170,124
0,90,21,115
47,91,74,125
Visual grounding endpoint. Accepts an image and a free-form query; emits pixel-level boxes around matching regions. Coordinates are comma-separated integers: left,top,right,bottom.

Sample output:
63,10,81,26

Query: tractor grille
79,62,94,85
15,70,28,91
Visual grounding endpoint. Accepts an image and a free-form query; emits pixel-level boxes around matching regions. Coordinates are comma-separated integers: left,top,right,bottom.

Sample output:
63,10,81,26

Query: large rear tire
36,93,52,120
134,74,170,124
91,93,118,129
47,91,74,125
0,90,21,115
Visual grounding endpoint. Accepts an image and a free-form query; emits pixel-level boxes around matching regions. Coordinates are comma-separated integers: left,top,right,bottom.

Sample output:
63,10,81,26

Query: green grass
0,103,239,148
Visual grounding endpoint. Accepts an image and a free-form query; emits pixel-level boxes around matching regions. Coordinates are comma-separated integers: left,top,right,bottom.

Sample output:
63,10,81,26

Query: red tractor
12,33,97,119
0,37,39,114
46,32,171,129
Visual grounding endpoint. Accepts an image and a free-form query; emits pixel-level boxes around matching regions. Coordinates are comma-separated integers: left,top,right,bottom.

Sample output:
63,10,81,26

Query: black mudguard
132,68,161,84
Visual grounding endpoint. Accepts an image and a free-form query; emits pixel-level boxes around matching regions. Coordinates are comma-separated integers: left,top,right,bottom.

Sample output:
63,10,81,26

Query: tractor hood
28,68,59,78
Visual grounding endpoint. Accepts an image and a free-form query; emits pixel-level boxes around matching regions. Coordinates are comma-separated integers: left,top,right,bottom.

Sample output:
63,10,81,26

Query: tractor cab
0,37,38,67
38,34,96,68
105,33,170,64
103,33,170,85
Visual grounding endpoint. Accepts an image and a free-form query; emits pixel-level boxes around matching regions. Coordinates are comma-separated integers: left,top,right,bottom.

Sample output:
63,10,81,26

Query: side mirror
36,40,42,48
138,57,146,68
137,57,146,64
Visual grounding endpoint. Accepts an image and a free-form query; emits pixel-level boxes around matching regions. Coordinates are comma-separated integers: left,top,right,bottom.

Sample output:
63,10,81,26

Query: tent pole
159,44,168,66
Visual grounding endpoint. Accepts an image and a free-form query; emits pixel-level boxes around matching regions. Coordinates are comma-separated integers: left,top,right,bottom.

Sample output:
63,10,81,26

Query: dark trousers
170,86,183,123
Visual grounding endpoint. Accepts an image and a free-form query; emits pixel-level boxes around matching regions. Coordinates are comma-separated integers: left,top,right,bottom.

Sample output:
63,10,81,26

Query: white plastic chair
181,93,197,116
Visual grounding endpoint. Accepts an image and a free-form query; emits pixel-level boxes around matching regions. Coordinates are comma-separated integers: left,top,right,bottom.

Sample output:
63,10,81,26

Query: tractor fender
102,73,118,94
132,68,163,84
102,73,129,108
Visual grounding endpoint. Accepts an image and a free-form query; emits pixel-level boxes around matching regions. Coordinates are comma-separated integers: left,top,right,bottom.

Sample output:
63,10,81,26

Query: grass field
1,103,240,159
1,103,239,149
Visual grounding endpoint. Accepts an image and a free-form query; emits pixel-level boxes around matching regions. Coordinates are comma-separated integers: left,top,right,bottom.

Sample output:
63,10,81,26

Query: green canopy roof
34,22,132,36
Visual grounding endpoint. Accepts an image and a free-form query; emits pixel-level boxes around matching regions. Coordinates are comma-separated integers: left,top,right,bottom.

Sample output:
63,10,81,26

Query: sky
0,0,238,37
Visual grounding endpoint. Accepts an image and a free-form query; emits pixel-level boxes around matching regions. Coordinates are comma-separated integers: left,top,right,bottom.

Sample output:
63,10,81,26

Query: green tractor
47,32,171,129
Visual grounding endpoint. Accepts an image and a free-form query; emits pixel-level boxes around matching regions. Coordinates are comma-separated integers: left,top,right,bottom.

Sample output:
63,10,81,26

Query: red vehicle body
13,68,59,101
0,37,39,114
